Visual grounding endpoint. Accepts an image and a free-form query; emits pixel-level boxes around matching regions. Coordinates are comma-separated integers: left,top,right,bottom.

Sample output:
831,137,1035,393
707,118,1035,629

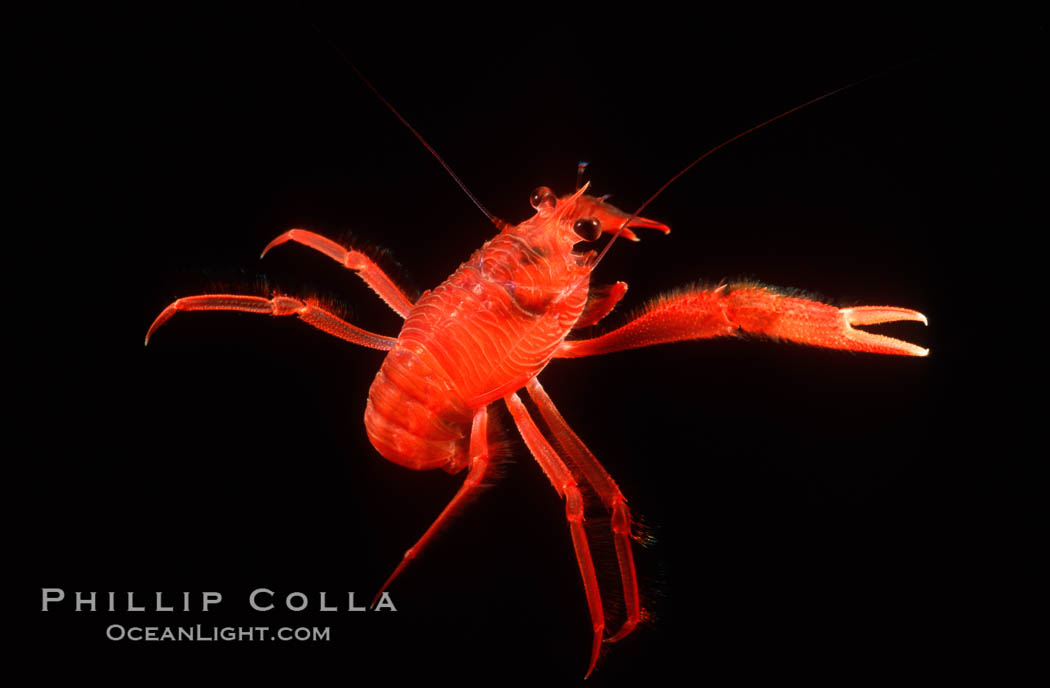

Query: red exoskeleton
147,147,927,680
143,18,931,680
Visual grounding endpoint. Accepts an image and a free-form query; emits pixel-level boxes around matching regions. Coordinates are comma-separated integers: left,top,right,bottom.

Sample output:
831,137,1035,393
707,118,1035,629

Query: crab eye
572,217,602,241
529,186,556,211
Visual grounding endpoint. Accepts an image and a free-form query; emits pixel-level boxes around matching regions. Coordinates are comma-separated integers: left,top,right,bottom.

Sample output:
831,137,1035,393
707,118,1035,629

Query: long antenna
310,25,500,229
592,71,894,268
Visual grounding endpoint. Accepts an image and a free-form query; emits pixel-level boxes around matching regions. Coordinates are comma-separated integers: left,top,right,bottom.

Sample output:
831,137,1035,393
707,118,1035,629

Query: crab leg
372,407,492,606
557,283,928,358
505,392,604,679
572,282,629,330
261,229,416,317
145,294,396,350
526,378,643,643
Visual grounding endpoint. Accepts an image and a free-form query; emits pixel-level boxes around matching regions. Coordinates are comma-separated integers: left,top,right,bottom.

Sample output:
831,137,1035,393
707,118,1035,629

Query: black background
23,6,1032,684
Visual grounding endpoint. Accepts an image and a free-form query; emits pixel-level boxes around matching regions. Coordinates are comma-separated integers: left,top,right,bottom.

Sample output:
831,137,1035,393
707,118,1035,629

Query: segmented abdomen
364,234,589,472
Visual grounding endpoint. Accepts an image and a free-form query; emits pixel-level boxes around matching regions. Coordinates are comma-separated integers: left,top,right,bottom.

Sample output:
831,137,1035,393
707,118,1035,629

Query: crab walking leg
145,294,397,350
261,229,416,317
573,281,629,330
556,283,928,358
505,392,604,679
372,407,492,607
525,378,642,643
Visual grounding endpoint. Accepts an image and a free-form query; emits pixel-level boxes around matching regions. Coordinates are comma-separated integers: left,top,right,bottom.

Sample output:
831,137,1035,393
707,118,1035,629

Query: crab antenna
311,25,499,229
592,72,890,269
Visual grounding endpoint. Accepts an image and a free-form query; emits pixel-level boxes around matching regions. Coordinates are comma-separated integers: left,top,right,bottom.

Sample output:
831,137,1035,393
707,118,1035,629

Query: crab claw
838,306,929,357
